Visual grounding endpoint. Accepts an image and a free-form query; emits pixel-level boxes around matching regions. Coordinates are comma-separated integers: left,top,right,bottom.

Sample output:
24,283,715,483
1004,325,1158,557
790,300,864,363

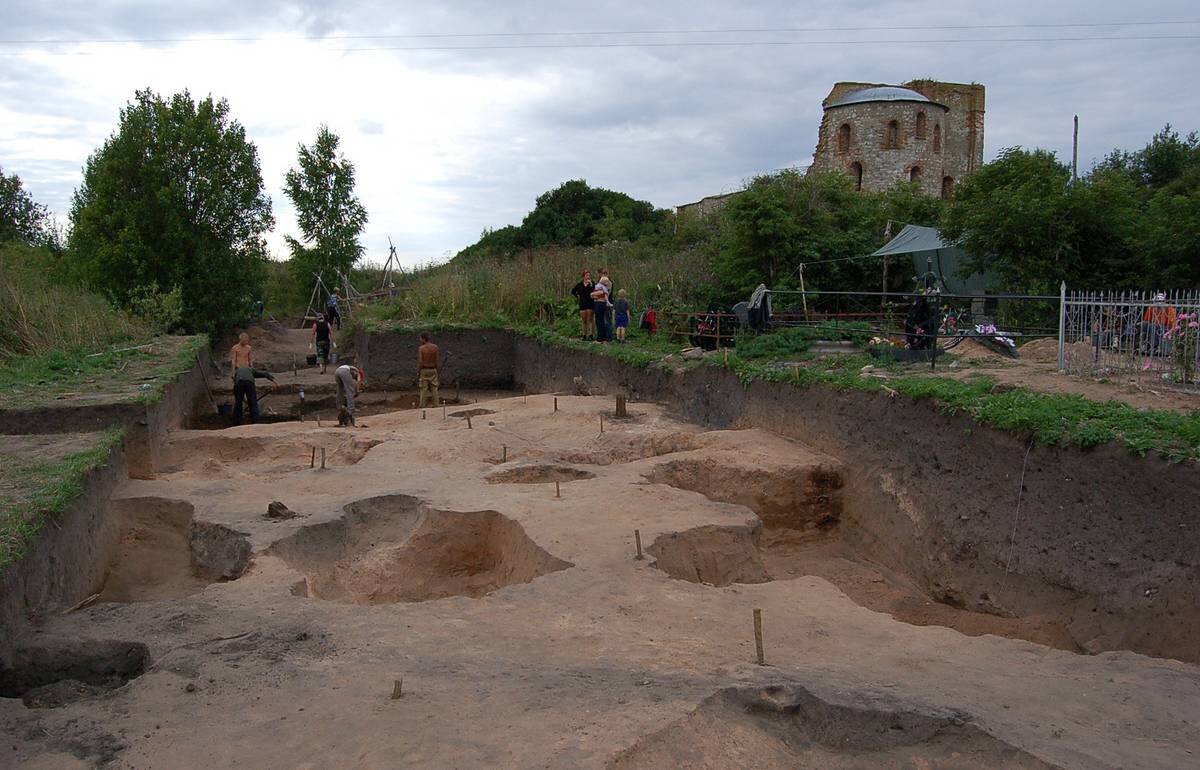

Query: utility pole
1071,115,1079,185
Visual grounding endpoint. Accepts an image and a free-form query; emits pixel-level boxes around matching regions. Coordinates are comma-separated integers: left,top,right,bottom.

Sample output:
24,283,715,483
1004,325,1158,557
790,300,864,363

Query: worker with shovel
335,364,365,426
230,332,278,424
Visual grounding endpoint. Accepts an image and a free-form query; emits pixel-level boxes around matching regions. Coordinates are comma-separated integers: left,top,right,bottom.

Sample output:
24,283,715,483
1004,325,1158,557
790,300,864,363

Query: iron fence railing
1059,288,1200,392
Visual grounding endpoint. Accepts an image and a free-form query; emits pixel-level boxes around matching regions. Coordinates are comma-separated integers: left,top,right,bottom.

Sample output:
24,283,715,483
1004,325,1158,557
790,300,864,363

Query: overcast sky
1,2,1197,267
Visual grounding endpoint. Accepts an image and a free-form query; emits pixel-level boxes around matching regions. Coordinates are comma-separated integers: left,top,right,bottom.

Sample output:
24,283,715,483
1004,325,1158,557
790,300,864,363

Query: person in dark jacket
570,270,595,340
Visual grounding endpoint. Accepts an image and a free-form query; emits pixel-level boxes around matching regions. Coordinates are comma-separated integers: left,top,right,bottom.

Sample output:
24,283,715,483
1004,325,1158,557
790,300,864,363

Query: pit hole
486,463,595,484
609,684,1058,769
559,432,706,466
161,434,382,475
643,458,1084,652
98,497,251,603
0,640,148,709
450,408,496,419
268,494,572,604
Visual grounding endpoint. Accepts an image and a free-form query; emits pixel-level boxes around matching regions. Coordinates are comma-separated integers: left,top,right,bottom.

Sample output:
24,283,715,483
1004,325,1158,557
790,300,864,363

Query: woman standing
570,270,595,340
591,274,612,342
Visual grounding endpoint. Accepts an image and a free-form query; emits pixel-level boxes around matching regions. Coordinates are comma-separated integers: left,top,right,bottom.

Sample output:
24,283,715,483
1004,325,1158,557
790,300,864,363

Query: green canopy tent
871,224,997,295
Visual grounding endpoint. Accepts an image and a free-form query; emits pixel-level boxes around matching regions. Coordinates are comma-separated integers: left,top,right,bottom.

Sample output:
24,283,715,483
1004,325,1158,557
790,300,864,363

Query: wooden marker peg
391,678,403,700
599,414,604,433
502,445,507,463
555,481,561,498
442,406,446,420
616,395,627,418
634,529,643,560
320,448,326,470
753,609,765,665
523,387,528,404
554,397,558,413
310,448,316,468
422,410,426,420
467,415,473,429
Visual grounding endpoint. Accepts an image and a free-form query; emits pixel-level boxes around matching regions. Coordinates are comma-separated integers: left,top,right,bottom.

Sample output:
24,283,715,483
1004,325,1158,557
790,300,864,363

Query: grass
0,428,125,575
0,335,207,409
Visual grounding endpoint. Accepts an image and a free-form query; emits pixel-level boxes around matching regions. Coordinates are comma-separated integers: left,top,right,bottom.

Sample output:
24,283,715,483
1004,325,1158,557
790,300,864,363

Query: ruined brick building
808,80,985,198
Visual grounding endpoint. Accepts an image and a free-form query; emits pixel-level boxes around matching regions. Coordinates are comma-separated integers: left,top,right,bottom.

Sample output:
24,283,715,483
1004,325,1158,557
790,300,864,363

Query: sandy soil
3,396,1200,768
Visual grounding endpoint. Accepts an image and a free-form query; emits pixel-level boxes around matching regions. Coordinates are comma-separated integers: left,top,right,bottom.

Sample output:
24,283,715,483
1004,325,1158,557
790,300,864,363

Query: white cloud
1,1,1198,267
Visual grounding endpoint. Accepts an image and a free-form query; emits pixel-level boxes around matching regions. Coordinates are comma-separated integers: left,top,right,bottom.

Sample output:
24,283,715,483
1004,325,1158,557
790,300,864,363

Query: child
614,288,631,342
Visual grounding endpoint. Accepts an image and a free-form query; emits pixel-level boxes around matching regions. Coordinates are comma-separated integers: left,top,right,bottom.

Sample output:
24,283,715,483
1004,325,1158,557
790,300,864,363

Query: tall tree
68,89,273,336
282,126,368,291
0,166,51,246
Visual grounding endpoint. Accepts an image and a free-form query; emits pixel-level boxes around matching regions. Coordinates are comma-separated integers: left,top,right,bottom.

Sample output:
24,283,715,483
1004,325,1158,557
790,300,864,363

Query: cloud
1,1,1198,266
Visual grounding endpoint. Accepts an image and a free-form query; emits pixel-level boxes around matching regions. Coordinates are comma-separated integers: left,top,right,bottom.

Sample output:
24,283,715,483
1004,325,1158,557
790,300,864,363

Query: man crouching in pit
335,364,365,426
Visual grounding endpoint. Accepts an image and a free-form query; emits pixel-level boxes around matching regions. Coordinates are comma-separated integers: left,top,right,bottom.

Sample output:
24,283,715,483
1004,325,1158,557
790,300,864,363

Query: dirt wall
0,444,127,667
355,328,515,389
499,332,1199,660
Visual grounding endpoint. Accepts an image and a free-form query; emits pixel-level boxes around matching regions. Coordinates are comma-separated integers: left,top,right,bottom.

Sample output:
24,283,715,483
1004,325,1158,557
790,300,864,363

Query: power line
1,19,1198,45
2,35,1198,56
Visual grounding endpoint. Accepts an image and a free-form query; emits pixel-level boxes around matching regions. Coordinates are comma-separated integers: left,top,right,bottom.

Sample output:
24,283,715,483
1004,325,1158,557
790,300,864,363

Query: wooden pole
502,445,507,463
798,266,809,322
634,529,643,560
753,609,765,665
310,448,315,468
422,409,426,420
320,448,326,470
467,415,473,430
554,397,558,413
1072,115,1079,184
442,406,446,420
616,394,627,418
599,414,604,434
555,481,561,498
391,678,403,700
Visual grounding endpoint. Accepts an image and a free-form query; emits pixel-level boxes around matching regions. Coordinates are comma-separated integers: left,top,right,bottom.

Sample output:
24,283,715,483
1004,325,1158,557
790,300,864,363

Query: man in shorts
229,332,277,424
417,332,441,408
310,313,334,373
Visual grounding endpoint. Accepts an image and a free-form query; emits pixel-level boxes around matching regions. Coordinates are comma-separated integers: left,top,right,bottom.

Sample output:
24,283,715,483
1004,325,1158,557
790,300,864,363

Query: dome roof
827,86,942,109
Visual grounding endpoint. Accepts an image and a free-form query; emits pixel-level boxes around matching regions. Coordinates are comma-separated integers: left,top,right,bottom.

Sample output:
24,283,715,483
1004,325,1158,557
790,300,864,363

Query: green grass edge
0,426,126,575
361,317,1200,462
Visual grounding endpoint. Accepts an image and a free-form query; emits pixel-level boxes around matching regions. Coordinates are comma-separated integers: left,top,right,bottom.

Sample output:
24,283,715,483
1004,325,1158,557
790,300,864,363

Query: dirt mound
559,431,706,465
647,525,771,586
645,459,841,530
486,463,595,484
609,683,1059,769
0,640,148,709
99,498,251,603
269,494,572,604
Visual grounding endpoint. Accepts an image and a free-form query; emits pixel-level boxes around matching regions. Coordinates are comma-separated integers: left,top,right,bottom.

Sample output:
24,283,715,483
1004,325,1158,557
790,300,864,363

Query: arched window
915,111,927,139
933,124,942,153
837,123,851,154
851,161,863,191
910,166,922,183
884,120,900,149
941,176,955,198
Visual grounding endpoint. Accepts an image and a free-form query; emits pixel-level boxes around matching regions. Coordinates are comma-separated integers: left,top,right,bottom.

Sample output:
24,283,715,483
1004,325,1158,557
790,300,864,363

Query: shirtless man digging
417,333,441,408
230,332,277,424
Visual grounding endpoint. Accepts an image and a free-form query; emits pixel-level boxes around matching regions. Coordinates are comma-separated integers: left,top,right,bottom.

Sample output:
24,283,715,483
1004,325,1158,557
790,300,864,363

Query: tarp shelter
871,224,996,294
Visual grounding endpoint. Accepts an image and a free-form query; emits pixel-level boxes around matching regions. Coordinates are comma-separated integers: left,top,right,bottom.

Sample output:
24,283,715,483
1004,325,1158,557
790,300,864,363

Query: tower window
837,123,851,154
851,161,863,191
933,124,942,153
884,120,900,149
941,176,955,198
915,111,927,139
910,166,922,183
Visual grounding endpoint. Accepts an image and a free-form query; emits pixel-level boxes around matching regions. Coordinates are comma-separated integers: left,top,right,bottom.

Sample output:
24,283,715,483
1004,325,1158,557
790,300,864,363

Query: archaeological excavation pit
644,462,1083,653
609,683,1059,769
268,494,572,605
0,640,149,710
98,497,252,603
160,433,383,476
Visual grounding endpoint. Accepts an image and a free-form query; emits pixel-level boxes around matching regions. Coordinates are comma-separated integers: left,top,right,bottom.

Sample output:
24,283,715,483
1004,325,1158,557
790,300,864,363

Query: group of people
571,268,639,343
228,328,443,427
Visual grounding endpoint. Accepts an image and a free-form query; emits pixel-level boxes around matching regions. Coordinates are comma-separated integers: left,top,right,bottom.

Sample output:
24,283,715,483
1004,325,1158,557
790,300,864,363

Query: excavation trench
98,497,251,603
268,494,572,605
645,461,1082,652
609,683,1059,769
160,433,383,476
0,640,149,709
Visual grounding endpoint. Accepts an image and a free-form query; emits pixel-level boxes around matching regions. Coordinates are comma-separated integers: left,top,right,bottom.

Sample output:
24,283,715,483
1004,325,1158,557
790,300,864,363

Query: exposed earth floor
3,393,1200,768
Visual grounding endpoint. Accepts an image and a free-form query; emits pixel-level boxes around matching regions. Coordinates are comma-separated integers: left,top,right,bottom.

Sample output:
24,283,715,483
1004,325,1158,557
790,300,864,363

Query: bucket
330,351,339,365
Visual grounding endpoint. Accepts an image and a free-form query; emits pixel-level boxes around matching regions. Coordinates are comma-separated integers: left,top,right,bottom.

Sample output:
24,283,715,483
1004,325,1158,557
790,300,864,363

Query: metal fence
1059,288,1200,391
